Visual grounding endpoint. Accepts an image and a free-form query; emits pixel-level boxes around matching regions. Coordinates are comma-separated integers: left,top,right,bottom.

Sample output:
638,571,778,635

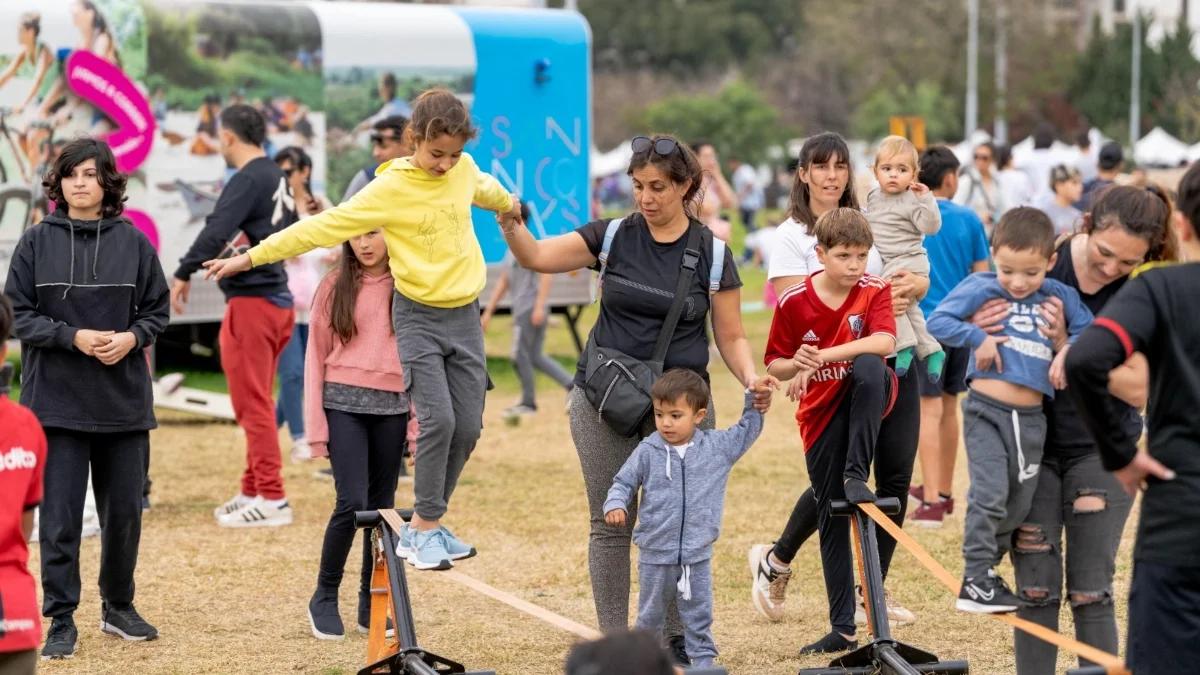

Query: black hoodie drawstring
64,219,76,299
93,220,101,280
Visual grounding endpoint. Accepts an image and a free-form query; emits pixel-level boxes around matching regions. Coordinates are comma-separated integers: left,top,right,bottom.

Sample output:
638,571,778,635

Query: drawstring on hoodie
64,220,76,299
93,221,102,280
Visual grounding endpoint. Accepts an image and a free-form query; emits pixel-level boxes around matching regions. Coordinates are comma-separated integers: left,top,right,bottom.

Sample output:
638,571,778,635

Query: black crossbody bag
581,224,704,437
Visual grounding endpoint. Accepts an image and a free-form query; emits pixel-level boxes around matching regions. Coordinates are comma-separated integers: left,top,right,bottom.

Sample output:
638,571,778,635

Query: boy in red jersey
0,294,46,674
764,208,899,655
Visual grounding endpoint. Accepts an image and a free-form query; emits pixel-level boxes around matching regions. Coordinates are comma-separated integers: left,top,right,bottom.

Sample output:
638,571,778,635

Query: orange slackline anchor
858,502,1130,675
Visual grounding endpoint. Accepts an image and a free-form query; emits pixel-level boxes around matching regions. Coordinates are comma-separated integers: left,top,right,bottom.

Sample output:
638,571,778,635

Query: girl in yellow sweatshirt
205,89,521,571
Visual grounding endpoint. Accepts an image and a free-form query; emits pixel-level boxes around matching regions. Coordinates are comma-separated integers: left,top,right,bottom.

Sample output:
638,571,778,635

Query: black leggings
772,358,921,583
317,409,408,594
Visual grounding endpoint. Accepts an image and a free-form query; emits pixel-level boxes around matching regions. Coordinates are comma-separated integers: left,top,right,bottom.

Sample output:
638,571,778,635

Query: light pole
966,0,979,138
1131,10,1142,148
994,0,1008,144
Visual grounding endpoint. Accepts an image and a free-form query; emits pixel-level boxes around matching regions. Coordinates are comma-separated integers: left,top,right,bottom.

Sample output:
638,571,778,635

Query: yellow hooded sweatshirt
247,152,513,308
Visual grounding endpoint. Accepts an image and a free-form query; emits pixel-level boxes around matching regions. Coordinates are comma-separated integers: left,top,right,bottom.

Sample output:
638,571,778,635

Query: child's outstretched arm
926,275,992,349
603,444,648,526
469,155,520,219
715,387,771,465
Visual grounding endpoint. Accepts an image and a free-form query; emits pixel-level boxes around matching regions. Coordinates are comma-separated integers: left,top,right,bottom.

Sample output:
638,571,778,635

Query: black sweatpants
317,409,408,595
40,430,148,618
773,356,920,579
1127,561,1200,674
777,355,900,635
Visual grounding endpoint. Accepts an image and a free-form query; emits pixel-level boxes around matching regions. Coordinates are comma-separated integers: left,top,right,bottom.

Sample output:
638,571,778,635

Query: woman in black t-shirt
501,134,772,660
971,185,1175,674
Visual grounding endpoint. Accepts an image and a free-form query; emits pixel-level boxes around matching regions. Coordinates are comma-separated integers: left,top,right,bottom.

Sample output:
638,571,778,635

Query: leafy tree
635,80,790,165
852,81,961,143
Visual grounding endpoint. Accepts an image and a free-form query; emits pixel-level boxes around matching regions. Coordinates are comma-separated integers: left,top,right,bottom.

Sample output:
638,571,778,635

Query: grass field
15,267,1138,675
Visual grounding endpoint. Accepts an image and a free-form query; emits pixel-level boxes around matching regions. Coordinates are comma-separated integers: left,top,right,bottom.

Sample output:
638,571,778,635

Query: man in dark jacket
170,104,297,528
3,138,169,659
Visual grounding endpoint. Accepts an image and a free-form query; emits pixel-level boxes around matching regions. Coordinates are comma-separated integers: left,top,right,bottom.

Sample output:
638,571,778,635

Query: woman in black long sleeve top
1065,162,1200,675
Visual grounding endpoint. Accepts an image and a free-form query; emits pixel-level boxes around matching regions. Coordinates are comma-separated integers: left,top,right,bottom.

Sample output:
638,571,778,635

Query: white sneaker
217,496,293,528
748,543,792,622
158,372,185,394
290,438,313,464
855,585,916,627
213,493,252,519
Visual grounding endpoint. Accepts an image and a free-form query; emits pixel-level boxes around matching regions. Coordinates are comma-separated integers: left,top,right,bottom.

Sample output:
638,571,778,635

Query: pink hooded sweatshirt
304,269,417,457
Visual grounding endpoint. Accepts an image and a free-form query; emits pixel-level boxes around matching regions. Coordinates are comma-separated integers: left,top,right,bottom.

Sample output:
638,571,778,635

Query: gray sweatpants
637,559,717,667
961,390,1046,579
569,387,716,635
393,291,490,521
512,311,573,408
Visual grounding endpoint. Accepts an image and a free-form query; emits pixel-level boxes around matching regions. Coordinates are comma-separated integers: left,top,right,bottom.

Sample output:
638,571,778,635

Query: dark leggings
772,359,921,581
317,409,407,594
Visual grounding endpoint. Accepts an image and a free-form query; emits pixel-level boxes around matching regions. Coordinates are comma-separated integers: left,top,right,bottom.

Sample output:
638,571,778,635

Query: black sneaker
41,616,79,660
308,588,344,641
800,630,858,655
667,634,690,666
357,591,395,637
956,569,1020,614
101,602,159,641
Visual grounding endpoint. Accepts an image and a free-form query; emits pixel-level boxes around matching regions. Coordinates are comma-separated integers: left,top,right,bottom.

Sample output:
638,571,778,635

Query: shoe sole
955,599,1018,614
910,518,944,529
218,514,293,528
747,544,782,622
41,642,79,660
357,625,396,638
406,553,453,570
397,542,475,562
100,622,158,641
307,607,345,641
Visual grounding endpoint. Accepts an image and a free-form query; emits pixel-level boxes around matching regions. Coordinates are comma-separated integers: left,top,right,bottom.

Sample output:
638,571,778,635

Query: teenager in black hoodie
3,138,169,660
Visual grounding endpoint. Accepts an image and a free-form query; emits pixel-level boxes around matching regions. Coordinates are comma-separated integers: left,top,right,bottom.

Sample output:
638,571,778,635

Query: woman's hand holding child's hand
605,509,626,527
751,374,780,412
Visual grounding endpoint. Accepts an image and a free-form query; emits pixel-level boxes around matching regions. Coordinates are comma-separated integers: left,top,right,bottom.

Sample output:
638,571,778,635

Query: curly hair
42,138,127,218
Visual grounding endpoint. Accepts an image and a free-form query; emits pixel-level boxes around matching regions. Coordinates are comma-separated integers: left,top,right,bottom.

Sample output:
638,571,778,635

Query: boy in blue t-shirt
927,207,1093,614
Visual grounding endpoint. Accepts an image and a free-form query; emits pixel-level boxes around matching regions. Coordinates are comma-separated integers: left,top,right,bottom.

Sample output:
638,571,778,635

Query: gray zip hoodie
603,391,764,568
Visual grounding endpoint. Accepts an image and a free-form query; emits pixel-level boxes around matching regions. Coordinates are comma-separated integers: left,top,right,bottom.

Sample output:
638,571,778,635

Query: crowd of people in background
0,87,1197,675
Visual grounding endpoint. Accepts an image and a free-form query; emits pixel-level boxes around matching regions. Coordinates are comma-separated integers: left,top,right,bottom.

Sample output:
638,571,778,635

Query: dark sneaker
667,634,690,666
957,570,1020,614
41,616,79,660
799,630,857,655
357,591,395,637
308,589,344,641
100,602,159,641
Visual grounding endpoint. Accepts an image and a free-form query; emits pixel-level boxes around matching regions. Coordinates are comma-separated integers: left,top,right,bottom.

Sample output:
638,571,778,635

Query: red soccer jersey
0,397,47,653
764,271,898,450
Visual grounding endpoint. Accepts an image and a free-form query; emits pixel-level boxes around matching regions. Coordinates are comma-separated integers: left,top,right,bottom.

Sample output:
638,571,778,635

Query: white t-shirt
733,164,764,211
766,217,885,283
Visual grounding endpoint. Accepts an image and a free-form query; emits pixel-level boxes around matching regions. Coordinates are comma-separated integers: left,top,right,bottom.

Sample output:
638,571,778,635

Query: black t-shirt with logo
173,156,297,300
1044,239,1142,460
573,214,741,388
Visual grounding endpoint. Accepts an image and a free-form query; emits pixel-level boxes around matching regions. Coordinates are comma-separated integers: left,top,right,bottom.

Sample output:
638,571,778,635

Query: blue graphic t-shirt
926,273,1094,398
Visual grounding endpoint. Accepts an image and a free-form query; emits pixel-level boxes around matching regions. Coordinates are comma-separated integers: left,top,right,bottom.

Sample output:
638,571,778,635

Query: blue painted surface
453,8,592,263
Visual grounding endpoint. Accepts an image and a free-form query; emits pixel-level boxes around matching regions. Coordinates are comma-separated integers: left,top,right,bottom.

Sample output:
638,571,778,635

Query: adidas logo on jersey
0,447,37,471
803,330,820,342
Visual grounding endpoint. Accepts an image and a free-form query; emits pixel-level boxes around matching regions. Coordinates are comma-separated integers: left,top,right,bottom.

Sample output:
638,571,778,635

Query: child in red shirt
764,208,899,655
0,295,46,675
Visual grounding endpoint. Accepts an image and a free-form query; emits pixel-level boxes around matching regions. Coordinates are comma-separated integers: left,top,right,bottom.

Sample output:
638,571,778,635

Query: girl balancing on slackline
204,89,523,572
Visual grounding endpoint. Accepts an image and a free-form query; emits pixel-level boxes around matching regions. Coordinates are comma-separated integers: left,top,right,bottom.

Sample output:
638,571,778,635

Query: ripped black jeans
1011,453,1133,675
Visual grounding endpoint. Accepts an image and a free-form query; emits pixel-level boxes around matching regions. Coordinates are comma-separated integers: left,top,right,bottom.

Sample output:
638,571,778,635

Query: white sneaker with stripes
217,496,293,528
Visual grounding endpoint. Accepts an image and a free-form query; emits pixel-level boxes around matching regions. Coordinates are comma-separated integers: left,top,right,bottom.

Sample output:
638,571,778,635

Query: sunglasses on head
370,134,399,146
631,136,679,157
280,166,296,176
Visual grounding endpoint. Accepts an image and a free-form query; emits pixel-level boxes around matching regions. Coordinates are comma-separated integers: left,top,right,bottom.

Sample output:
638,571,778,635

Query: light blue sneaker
408,528,453,570
439,525,477,561
396,523,413,560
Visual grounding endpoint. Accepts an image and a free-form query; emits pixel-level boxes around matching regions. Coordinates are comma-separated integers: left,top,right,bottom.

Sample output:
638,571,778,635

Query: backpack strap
709,237,726,294
595,217,624,294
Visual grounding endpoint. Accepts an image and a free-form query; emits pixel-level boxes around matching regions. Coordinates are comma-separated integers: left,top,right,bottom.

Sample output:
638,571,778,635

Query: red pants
219,297,293,500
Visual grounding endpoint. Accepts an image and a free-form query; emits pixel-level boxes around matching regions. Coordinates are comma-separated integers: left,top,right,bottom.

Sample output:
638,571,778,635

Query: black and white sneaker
956,570,1020,614
667,634,690,666
308,589,344,641
100,602,159,641
41,616,79,659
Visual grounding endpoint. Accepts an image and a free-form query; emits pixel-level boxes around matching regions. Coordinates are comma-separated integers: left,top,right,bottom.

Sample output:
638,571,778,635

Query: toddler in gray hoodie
603,369,769,667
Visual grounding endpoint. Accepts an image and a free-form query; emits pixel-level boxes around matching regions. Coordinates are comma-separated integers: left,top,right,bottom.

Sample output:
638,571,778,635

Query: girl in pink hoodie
304,228,416,641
